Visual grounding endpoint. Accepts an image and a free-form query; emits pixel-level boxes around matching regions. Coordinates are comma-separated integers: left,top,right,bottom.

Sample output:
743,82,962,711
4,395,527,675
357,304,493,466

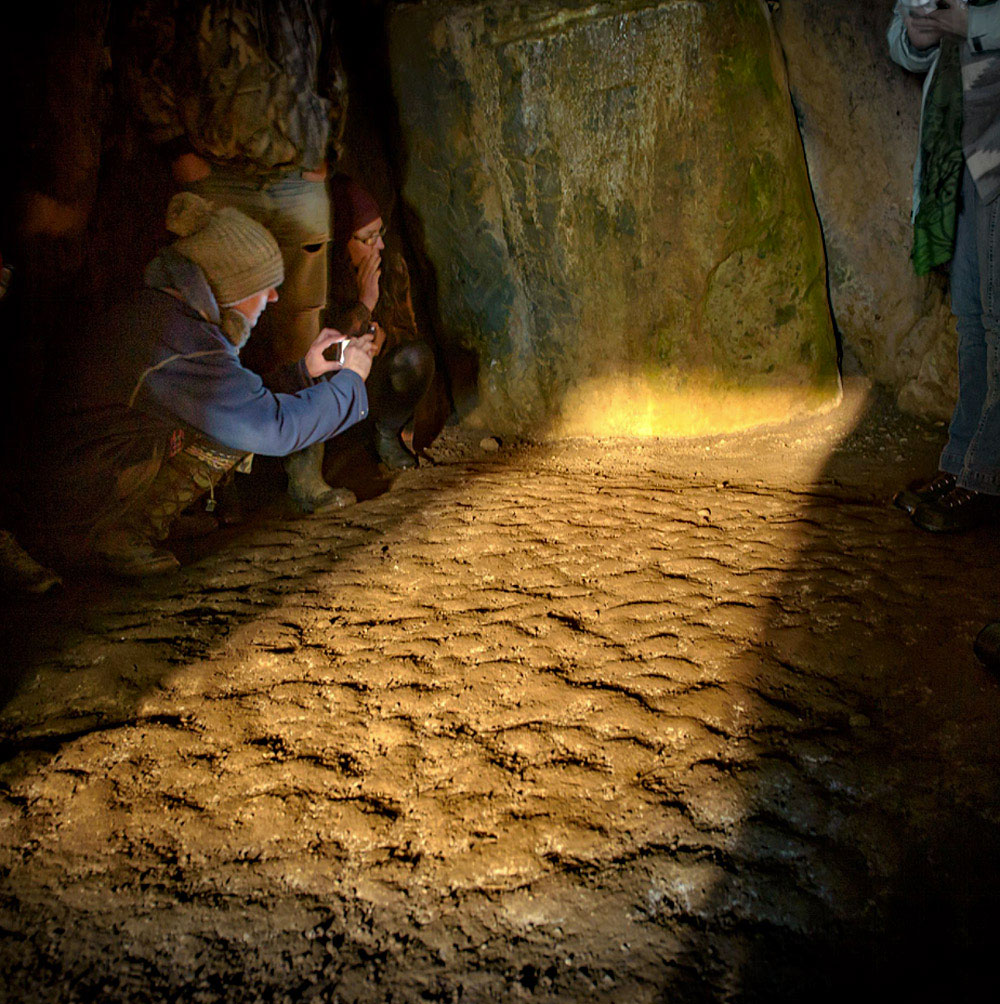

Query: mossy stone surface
389,0,840,436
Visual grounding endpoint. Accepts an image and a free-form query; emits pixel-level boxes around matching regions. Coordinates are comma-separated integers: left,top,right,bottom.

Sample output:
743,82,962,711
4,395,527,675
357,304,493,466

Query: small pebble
480,437,501,453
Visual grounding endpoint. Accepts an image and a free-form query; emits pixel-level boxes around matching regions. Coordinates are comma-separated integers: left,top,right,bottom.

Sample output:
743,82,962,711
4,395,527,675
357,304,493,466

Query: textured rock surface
388,0,840,438
771,0,958,420
2,383,999,1002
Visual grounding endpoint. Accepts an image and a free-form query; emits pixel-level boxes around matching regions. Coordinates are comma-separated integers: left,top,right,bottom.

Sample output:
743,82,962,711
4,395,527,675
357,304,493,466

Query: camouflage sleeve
314,0,348,162
121,0,190,153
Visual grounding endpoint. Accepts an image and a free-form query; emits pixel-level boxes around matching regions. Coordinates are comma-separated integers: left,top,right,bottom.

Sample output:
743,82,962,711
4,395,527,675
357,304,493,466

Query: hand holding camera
340,326,377,382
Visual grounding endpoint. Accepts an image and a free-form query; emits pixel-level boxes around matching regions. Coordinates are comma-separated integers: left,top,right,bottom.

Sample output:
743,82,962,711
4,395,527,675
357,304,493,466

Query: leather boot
284,442,356,513
91,525,180,578
375,423,417,469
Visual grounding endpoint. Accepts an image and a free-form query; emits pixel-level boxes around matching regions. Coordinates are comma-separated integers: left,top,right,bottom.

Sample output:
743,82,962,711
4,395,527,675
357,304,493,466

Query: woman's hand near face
356,250,382,313
369,321,387,355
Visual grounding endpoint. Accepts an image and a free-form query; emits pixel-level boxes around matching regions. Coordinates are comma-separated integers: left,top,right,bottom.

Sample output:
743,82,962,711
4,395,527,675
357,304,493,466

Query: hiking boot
893,470,956,515
375,424,418,470
0,529,62,594
284,443,355,513
911,486,1000,533
92,526,180,578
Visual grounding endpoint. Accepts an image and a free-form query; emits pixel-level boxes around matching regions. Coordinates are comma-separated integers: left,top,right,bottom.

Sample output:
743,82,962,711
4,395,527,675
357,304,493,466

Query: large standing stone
389,0,841,437
771,0,957,420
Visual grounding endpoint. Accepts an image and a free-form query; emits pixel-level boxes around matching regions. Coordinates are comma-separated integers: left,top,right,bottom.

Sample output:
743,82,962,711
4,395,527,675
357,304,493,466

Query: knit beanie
165,192,284,307
331,173,381,249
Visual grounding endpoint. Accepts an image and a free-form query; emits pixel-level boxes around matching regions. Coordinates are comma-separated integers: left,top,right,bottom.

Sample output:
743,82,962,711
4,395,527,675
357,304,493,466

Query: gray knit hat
165,192,284,307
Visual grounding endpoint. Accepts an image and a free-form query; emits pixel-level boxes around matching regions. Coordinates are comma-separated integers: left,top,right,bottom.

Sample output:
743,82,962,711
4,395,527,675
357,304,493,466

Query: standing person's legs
258,175,352,511
184,171,328,372
898,168,980,515
253,176,330,367
940,168,988,475
954,182,1000,495
913,168,1000,531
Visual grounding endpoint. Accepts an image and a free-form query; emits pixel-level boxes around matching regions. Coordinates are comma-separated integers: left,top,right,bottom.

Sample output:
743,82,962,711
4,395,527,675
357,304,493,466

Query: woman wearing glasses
326,174,436,469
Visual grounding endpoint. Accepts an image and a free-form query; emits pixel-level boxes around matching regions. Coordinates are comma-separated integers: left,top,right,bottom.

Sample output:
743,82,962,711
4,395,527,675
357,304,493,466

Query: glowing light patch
551,371,843,439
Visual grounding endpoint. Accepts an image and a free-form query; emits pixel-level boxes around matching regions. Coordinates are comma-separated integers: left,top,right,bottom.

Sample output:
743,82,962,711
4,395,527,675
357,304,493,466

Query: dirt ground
2,375,999,1003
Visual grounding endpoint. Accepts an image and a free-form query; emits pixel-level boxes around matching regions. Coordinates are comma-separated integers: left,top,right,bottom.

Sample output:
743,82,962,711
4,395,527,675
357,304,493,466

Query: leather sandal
893,471,956,515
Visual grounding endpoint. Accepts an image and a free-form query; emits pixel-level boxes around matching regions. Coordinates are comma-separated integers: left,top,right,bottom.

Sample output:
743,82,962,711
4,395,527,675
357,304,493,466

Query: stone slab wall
389,0,841,438
771,0,958,420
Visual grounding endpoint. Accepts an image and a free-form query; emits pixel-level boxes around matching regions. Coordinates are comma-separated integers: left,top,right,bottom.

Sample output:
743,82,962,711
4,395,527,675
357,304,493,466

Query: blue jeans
940,167,1000,495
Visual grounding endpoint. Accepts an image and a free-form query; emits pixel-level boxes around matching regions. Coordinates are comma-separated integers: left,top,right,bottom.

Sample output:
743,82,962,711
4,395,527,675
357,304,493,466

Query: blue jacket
133,251,367,455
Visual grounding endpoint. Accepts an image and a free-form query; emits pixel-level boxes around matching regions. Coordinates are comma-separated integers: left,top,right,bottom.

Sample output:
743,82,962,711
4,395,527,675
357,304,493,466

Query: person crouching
23,193,375,577
327,174,436,470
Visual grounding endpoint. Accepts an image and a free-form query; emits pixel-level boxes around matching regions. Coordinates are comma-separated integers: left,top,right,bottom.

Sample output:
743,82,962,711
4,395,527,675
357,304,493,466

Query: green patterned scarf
912,37,964,276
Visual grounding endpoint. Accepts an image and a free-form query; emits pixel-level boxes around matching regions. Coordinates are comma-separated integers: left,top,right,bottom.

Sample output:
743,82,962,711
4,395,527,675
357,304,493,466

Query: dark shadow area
649,386,1000,1002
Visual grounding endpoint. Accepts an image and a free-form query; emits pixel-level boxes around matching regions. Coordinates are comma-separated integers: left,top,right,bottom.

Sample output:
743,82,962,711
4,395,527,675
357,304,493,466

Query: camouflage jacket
124,0,347,173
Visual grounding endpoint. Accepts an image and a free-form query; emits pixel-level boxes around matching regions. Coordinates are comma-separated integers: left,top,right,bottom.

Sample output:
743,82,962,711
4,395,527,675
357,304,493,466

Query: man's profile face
232,287,279,328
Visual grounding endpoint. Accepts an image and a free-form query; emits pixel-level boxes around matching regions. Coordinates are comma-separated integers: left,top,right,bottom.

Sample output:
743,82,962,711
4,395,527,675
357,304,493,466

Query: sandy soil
2,375,999,1003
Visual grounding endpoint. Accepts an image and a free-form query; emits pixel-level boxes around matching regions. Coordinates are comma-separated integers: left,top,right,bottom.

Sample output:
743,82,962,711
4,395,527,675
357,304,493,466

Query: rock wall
388,0,841,438
771,0,958,420
1,1,958,453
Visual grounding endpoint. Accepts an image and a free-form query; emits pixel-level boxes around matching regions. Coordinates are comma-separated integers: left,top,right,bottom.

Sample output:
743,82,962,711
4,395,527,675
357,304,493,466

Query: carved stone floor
2,376,998,1003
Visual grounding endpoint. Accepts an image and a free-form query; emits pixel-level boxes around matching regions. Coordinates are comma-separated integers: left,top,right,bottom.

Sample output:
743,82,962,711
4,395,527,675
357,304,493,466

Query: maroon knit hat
331,173,382,249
